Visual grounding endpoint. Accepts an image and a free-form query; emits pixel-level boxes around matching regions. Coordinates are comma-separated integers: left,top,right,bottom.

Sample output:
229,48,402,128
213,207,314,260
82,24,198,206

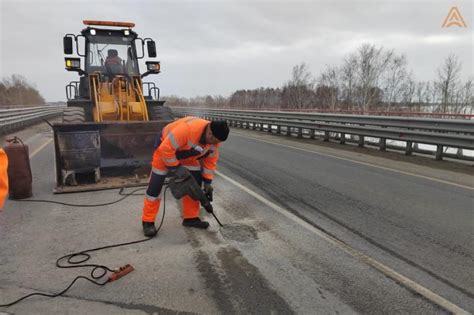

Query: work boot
142,221,157,237
182,218,209,229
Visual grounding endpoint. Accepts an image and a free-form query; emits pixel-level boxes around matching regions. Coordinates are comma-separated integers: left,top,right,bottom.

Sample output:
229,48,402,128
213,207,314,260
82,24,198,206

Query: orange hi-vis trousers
142,166,203,223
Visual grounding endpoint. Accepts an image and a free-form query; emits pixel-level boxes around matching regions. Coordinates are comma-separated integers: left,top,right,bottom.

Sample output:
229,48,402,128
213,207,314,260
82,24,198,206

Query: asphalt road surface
0,124,472,314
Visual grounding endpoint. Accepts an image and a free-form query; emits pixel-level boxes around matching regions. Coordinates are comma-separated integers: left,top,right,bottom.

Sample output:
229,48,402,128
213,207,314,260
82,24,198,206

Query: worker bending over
142,116,229,237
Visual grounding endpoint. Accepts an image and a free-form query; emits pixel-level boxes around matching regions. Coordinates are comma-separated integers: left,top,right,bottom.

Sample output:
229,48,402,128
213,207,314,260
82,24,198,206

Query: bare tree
455,79,474,114
352,44,393,111
282,63,316,110
382,54,408,111
317,65,340,110
436,54,461,112
340,55,357,109
399,75,416,108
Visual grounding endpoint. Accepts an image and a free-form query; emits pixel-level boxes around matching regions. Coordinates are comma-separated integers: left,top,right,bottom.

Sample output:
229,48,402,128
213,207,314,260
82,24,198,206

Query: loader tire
63,107,86,124
148,105,174,121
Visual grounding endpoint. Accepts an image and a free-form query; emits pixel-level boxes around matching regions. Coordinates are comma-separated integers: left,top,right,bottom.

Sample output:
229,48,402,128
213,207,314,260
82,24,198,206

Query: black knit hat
210,121,230,141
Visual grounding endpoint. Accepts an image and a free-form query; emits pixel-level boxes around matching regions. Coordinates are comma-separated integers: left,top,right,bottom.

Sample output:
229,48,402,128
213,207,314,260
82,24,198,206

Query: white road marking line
232,132,473,191
216,170,470,315
29,138,53,158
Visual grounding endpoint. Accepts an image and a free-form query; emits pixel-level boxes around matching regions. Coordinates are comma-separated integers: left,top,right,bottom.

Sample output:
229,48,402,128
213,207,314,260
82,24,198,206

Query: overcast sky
0,0,472,102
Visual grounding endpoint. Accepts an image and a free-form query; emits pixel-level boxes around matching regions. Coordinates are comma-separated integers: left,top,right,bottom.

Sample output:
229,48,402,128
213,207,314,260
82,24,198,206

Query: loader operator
105,49,122,66
104,49,123,78
142,117,229,237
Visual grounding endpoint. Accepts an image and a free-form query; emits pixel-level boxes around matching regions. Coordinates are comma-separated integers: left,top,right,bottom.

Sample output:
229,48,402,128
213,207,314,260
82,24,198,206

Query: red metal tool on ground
108,264,135,282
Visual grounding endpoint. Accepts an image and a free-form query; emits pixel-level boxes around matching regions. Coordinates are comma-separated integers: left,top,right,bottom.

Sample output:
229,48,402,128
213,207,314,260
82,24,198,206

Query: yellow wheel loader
54,20,173,193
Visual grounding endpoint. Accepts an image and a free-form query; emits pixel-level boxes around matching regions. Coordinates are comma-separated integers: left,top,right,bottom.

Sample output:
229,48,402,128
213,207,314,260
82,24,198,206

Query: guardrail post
405,141,413,155
297,128,303,138
435,145,443,160
286,126,291,136
276,125,281,134
358,135,364,147
310,129,315,139
340,133,346,144
379,138,386,151
324,131,329,141
267,124,273,133
259,123,264,131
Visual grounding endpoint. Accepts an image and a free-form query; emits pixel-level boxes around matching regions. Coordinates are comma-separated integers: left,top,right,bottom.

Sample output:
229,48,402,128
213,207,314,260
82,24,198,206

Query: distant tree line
164,44,473,114
0,75,45,106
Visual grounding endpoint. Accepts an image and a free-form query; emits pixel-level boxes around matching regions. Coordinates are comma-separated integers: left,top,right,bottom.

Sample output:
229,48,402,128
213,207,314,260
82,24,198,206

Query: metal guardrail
172,107,474,161
0,105,64,135
192,107,474,119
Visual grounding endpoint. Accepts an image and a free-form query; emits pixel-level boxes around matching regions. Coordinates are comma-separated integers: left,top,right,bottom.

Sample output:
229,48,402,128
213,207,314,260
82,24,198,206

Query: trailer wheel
63,107,86,124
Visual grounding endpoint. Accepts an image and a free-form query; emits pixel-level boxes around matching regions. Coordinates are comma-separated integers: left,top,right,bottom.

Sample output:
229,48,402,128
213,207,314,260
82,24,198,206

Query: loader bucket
52,120,169,193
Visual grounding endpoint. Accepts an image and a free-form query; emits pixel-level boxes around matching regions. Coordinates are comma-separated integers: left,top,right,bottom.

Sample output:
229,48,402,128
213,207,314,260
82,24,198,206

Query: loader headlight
124,29,130,36
90,29,96,35
146,61,160,72
65,57,81,70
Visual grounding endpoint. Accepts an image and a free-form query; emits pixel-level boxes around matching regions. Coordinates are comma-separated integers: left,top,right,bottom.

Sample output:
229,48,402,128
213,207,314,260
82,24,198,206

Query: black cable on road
13,187,144,207
0,187,168,308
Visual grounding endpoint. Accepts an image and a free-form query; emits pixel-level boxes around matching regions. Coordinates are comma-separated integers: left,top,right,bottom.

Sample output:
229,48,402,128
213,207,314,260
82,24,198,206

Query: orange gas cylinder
4,137,32,199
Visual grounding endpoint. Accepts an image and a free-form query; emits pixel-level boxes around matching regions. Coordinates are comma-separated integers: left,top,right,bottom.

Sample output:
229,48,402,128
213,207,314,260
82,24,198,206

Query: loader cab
63,20,160,101
83,27,140,79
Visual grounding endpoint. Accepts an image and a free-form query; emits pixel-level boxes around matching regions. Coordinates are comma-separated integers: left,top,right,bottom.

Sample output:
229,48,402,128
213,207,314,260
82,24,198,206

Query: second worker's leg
142,171,167,237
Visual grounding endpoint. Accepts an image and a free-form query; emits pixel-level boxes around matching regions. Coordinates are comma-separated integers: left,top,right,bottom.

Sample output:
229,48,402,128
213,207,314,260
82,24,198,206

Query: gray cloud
0,0,472,101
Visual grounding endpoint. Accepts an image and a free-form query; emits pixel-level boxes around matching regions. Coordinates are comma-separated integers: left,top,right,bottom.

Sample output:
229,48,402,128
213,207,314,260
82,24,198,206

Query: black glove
203,182,213,202
176,149,202,160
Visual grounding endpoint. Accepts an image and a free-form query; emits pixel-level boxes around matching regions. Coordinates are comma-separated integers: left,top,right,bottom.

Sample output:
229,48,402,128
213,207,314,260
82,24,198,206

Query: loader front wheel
63,107,85,124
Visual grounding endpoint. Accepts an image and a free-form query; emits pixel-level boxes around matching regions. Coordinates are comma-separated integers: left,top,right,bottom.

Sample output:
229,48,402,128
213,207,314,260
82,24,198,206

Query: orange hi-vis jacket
152,116,220,182
0,148,8,209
